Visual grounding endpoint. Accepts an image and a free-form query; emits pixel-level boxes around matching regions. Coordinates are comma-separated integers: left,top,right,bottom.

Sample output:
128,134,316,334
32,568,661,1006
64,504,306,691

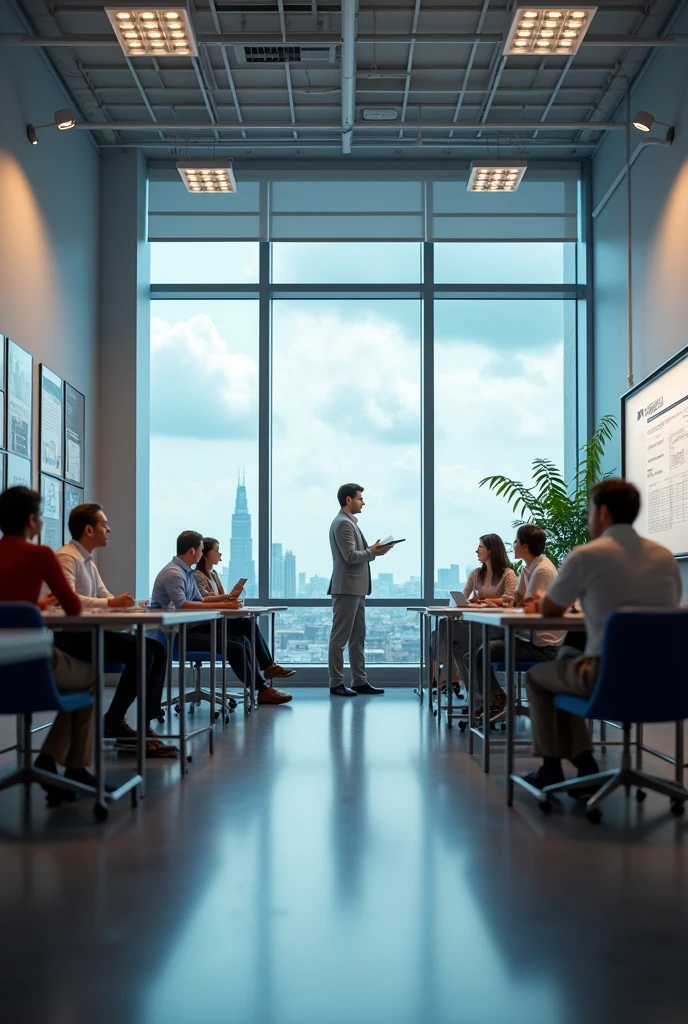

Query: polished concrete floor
2,689,688,1024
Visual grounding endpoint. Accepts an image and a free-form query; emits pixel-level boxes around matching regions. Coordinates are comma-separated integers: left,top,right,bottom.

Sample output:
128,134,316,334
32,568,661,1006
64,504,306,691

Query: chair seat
554,693,595,717
492,661,539,673
55,691,93,713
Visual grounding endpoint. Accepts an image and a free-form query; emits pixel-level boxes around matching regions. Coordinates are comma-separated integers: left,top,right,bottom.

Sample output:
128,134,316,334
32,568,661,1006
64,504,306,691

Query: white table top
219,605,288,617
0,629,54,666
41,609,221,628
458,609,586,629
415,606,507,616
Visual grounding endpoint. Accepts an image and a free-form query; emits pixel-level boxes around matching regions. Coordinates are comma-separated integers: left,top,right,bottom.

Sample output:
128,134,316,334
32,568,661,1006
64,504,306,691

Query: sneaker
258,686,293,705
263,664,297,680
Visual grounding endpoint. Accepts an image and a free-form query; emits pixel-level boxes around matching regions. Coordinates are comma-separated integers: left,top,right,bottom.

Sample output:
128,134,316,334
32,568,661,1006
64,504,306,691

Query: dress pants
525,652,600,759
329,594,367,688
42,648,96,769
185,619,273,691
472,637,559,699
54,631,167,725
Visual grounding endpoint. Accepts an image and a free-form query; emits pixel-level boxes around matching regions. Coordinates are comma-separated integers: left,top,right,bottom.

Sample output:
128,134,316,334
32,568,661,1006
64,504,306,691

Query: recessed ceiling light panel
503,7,597,55
467,161,527,193
106,8,198,57
177,159,237,193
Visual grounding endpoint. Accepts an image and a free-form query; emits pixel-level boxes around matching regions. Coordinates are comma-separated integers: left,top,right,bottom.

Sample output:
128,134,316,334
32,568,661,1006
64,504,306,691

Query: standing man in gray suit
328,483,393,697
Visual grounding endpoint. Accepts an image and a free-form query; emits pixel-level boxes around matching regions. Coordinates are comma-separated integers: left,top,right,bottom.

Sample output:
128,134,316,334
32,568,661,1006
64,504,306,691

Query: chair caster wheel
636,789,647,802
499,722,507,732
224,715,231,724
174,704,180,715
458,720,468,732
586,808,602,824
188,704,195,715
131,790,138,808
671,800,685,816
539,800,552,815
187,755,193,764
157,714,165,724
94,802,109,823
214,711,221,720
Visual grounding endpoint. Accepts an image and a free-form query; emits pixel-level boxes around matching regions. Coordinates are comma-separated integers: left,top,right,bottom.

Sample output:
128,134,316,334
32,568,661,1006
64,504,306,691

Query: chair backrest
585,609,688,723
0,602,65,714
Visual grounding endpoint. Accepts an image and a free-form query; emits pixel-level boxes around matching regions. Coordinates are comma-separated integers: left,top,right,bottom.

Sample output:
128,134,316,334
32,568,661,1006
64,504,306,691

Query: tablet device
229,577,248,595
450,590,469,607
381,536,406,546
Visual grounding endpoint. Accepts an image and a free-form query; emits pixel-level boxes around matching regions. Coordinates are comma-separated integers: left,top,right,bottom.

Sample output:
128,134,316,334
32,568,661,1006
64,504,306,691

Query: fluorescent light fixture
504,6,597,55
105,8,198,56
467,161,527,193
177,160,237,193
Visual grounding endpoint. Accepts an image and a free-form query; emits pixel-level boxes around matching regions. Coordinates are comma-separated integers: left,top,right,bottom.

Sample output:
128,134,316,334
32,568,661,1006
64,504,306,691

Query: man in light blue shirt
152,531,293,704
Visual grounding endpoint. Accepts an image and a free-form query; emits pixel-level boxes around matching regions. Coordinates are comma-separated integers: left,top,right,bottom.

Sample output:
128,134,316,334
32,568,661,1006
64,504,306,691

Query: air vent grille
236,44,337,63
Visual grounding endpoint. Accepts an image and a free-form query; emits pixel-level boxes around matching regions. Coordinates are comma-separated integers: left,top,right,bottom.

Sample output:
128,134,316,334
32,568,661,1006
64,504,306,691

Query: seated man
0,486,97,800
54,503,177,758
151,531,293,705
523,478,682,791
473,524,564,714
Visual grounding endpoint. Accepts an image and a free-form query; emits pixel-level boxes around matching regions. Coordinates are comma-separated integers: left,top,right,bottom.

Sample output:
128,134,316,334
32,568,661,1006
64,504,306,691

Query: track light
26,108,77,145
632,109,674,144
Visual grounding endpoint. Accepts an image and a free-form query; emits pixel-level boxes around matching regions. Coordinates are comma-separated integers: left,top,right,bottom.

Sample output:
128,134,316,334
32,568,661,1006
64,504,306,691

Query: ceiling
5,0,686,160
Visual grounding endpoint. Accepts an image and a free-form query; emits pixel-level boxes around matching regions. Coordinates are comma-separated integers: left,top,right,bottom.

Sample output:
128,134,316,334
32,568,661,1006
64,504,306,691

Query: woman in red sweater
0,486,98,799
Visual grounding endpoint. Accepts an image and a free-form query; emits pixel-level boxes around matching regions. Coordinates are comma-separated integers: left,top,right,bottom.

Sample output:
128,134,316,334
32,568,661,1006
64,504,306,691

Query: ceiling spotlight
467,160,527,192
26,108,77,144
105,7,198,55
632,109,675,144
503,6,597,55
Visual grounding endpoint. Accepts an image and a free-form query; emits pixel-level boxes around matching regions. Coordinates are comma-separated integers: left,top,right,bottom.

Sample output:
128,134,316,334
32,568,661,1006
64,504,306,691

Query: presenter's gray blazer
327,511,376,596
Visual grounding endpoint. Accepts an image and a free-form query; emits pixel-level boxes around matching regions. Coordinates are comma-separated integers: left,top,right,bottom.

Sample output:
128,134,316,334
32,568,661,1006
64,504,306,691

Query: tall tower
271,543,284,597
228,472,256,597
284,550,297,598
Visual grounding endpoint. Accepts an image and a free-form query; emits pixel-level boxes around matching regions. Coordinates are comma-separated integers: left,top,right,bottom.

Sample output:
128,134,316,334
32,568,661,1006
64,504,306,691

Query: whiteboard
623,344,688,558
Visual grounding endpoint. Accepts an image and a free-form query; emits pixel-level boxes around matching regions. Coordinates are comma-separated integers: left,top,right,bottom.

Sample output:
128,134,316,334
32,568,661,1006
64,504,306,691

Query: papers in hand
381,536,405,546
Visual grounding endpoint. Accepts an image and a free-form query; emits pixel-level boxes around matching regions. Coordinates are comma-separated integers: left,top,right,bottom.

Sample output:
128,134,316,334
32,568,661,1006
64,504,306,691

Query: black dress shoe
352,683,385,695
330,684,358,697
521,766,566,790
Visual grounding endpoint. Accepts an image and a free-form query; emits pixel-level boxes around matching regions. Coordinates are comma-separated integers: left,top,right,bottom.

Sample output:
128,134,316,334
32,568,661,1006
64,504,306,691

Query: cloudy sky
149,243,565,592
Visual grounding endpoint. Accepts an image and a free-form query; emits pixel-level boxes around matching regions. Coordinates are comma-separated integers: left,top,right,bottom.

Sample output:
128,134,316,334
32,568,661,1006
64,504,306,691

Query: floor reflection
2,691,688,1024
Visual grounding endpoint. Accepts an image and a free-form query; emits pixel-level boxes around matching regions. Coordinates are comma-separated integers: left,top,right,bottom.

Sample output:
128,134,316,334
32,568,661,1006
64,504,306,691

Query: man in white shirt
523,479,682,792
472,525,563,713
54,503,177,758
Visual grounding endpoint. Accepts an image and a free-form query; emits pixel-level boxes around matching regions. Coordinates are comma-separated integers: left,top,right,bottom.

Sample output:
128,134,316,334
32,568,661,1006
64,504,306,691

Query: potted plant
479,414,618,567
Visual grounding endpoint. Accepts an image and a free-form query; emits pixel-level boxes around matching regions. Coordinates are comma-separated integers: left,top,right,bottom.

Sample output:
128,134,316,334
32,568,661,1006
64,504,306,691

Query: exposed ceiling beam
69,118,629,130
340,0,356,152
4,32,688,46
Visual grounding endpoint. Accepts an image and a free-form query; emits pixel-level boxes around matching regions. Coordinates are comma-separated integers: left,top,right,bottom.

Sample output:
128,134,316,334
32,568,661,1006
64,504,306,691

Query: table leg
505,627,515,807
425,614,431,710
251,615,257,711
445,614,453,729
136,625,147,799
166,634,174,717
209,618,216,755
468,622,477,756
418,614,424,705
482,624,490,774
93,626,105,809
675,720,684,786
221,616,228,722
179,624,187,774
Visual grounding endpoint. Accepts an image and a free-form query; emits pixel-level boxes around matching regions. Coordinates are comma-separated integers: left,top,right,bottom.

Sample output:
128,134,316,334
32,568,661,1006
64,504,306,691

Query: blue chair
539,610,688,823
0,602,94,805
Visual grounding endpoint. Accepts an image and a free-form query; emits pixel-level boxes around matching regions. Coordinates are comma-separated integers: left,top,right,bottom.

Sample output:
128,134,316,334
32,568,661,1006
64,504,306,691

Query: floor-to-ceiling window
149,214,580,668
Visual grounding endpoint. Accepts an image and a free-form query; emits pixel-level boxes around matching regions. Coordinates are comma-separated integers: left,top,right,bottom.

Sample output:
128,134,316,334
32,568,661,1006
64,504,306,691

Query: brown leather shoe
258,686,293,705
263,664,296,680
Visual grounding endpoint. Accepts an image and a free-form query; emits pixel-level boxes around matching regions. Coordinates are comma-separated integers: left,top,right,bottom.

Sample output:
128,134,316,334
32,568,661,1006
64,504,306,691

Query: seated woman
193,537,296,702
432,534,518,694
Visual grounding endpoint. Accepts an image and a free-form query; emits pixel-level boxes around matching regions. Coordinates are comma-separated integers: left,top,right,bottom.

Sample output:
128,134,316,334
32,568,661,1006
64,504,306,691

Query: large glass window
271,298,422,600
434,299,567,597
149,299,259,592
271,243,422,284
151,242,259,284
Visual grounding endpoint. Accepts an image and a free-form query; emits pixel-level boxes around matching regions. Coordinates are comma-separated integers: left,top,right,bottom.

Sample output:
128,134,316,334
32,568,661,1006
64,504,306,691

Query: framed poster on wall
40,473,63,550
0,390,4,451
64,383,85,486
7,340,32,459
0,452,6,495
63,483,83,543
7,453,31,489
40,365,64,478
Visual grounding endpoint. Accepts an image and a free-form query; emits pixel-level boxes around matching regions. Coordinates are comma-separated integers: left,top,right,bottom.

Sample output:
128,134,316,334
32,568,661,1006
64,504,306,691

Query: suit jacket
328,510,375,596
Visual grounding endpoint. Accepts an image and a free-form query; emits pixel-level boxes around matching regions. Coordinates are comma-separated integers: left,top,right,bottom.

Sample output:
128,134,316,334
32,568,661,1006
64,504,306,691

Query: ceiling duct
234,44,337,63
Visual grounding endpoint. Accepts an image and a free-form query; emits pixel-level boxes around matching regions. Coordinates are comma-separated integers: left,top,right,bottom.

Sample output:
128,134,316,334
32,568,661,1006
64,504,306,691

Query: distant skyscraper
298,572,306,596
437,565,461,592
271,543,284,597
228,473,256,597
284,550,297,598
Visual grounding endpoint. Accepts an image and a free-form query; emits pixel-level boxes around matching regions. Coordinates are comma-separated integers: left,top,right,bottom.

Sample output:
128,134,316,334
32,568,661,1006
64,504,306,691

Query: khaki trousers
41,649,96,769
525,654,600,760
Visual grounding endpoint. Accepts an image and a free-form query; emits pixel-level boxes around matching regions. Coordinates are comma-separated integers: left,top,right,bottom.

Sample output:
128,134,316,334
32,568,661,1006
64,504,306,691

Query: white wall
592,7,688,470
0,0,100,495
